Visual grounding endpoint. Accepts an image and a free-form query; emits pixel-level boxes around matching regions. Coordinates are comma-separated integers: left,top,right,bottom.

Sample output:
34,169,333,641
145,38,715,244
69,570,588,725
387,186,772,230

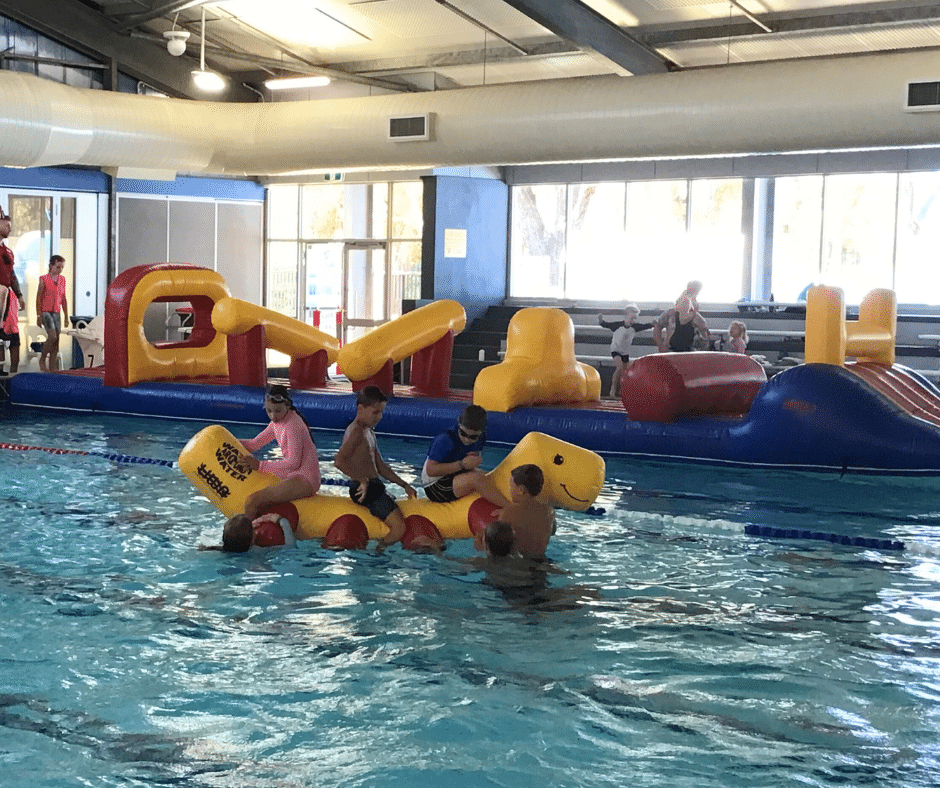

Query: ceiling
2,0,940,103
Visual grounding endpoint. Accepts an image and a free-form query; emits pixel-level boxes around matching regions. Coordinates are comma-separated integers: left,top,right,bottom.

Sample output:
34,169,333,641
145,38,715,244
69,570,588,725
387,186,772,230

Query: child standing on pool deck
725,320,748,354
238,384,321,520
422,404,510,508
334,385,417,550
597,304,654,398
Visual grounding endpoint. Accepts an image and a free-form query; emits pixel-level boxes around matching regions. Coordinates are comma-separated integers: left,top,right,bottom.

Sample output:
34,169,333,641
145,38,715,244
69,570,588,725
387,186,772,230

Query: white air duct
0,49,938,177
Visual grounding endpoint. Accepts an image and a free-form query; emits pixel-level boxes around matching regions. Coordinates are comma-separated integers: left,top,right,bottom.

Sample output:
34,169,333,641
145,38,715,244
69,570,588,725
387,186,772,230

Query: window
688,179,744,301
771,175,823,302
565,182,625,300
821,173,897,304
894,171,940,304
510,184,566,298
265,180,422,327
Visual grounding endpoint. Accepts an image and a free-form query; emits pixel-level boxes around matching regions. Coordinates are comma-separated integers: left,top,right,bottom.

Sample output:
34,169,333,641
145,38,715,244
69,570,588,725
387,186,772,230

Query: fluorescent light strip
265,75,331,90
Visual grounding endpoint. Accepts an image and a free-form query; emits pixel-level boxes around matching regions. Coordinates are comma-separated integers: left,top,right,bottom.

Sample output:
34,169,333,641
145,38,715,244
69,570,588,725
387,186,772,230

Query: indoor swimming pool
2,409,940,788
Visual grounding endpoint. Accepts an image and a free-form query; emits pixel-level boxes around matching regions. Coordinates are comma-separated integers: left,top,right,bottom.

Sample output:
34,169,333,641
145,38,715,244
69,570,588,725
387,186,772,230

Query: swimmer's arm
259,420,303,476
278,517,297,549
333,425,365,479
425,456,475,477
241,423,275,453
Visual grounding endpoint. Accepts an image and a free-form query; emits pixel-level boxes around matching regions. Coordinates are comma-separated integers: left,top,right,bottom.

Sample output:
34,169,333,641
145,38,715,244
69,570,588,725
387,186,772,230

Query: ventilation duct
0,50,939,176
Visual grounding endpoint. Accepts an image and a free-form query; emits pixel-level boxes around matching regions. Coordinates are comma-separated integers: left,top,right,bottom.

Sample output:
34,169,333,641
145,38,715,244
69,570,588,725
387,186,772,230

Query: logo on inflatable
197,463,231,498
216,441,249,481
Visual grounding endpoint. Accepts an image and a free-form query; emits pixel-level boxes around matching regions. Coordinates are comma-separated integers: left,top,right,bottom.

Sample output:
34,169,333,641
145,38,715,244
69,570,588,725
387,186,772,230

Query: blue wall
423,174,507,324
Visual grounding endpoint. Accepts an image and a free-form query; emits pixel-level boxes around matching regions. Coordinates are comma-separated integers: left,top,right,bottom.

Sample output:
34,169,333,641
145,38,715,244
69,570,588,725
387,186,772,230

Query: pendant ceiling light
191,6,225,93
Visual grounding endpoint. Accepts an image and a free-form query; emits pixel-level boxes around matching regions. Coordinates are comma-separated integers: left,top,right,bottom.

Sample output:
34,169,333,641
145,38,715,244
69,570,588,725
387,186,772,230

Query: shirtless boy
490,463,556,560
333,386,417,550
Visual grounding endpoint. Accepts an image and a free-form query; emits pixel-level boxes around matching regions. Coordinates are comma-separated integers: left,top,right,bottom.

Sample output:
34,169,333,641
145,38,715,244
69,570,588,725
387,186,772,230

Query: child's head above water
356,385,387,408
510,463,544,497
484,520,515,558
222,514,253,552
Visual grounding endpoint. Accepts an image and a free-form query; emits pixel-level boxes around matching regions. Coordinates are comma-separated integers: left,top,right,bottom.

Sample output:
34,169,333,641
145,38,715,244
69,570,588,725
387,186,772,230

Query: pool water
2,409,940,788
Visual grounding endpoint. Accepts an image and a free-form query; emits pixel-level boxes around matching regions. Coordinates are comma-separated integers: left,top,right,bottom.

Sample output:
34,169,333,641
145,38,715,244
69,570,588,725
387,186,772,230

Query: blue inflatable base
10,365,940,477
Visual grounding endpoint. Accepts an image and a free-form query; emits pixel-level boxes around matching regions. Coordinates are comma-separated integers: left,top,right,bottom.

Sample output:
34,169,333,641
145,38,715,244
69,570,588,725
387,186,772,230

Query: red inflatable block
402,515,444,551
253,519,286,547
467,497,501,538
323,513,370,550
258,502,299,530
621,352,767,422
252,502,300,547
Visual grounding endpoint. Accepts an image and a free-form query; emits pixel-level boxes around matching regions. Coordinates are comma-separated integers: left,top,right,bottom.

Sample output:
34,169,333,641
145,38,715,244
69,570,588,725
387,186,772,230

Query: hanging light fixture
191,6,225,93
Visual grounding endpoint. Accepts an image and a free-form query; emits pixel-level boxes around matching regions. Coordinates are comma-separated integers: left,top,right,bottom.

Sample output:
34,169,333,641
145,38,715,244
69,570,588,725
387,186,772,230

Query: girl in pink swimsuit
239,385,321,519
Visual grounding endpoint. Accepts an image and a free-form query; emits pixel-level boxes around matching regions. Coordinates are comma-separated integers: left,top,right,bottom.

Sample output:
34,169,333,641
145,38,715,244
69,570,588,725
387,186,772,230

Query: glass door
304,241,344,341
342,241,387,344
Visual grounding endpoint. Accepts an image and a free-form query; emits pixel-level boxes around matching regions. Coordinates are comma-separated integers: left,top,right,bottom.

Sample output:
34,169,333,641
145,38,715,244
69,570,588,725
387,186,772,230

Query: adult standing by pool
36,254,69,372
0,207,23,376
654,280,710,352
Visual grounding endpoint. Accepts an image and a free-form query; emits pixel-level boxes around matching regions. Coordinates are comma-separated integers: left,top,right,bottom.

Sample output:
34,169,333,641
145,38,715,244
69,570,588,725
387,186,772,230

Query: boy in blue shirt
421,404,510,508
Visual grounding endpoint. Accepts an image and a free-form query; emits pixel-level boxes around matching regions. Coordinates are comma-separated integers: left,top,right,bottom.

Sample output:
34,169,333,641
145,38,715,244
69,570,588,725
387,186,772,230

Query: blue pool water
2,409,940,787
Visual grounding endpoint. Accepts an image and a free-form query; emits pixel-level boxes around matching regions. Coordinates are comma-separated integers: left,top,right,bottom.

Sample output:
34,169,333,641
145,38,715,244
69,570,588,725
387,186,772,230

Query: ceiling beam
335,41,579,76
116,0,213,32
498,0,670,75
641,2,940,47
0,0,257,101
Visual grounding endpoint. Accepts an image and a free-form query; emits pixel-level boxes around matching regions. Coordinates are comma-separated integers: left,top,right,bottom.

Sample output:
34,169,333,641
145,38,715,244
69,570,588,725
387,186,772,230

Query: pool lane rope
0,442,390,492
0,441,177,467
641,513,914,553
0,441,921,549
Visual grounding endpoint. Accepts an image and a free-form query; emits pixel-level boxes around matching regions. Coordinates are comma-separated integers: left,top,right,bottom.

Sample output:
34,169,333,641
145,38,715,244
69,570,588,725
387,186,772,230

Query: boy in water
333,386,417,550
422,404,510,508
488,463,556,560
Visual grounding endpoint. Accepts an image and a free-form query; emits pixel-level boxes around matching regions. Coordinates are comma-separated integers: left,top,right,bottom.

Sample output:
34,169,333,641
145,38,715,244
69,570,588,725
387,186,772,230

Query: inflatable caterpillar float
179,425,605,547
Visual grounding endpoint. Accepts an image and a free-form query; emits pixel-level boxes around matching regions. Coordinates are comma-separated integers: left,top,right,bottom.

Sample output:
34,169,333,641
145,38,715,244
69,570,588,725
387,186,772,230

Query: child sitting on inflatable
422,404,510,509
238,385,321,520
489,464,556,560
334,385,418,551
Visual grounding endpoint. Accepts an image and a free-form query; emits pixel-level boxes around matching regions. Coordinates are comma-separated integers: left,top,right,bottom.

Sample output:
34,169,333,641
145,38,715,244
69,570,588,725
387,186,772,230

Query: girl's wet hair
265,384,292,405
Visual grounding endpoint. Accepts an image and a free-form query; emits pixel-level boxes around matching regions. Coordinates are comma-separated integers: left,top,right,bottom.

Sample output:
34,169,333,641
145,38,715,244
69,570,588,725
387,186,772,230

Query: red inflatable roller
402,515,445,551
621,352,767,422
252,502,300,547
323,513,370,550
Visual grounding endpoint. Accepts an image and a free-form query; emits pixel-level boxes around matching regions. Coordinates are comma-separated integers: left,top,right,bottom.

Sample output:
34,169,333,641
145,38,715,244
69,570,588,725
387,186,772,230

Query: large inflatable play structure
179,427,605,543
12,264,940,476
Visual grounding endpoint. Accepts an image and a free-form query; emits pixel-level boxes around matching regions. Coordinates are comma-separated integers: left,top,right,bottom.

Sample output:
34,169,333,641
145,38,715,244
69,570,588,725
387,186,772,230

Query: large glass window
265,180,422,331
895,171,940,304
391,182,423,239
301,185,346,239
771,175,823,302
509,185,566,298
821,173,897,304
688,179,744,301
510,178,744,302
565,183,625,300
